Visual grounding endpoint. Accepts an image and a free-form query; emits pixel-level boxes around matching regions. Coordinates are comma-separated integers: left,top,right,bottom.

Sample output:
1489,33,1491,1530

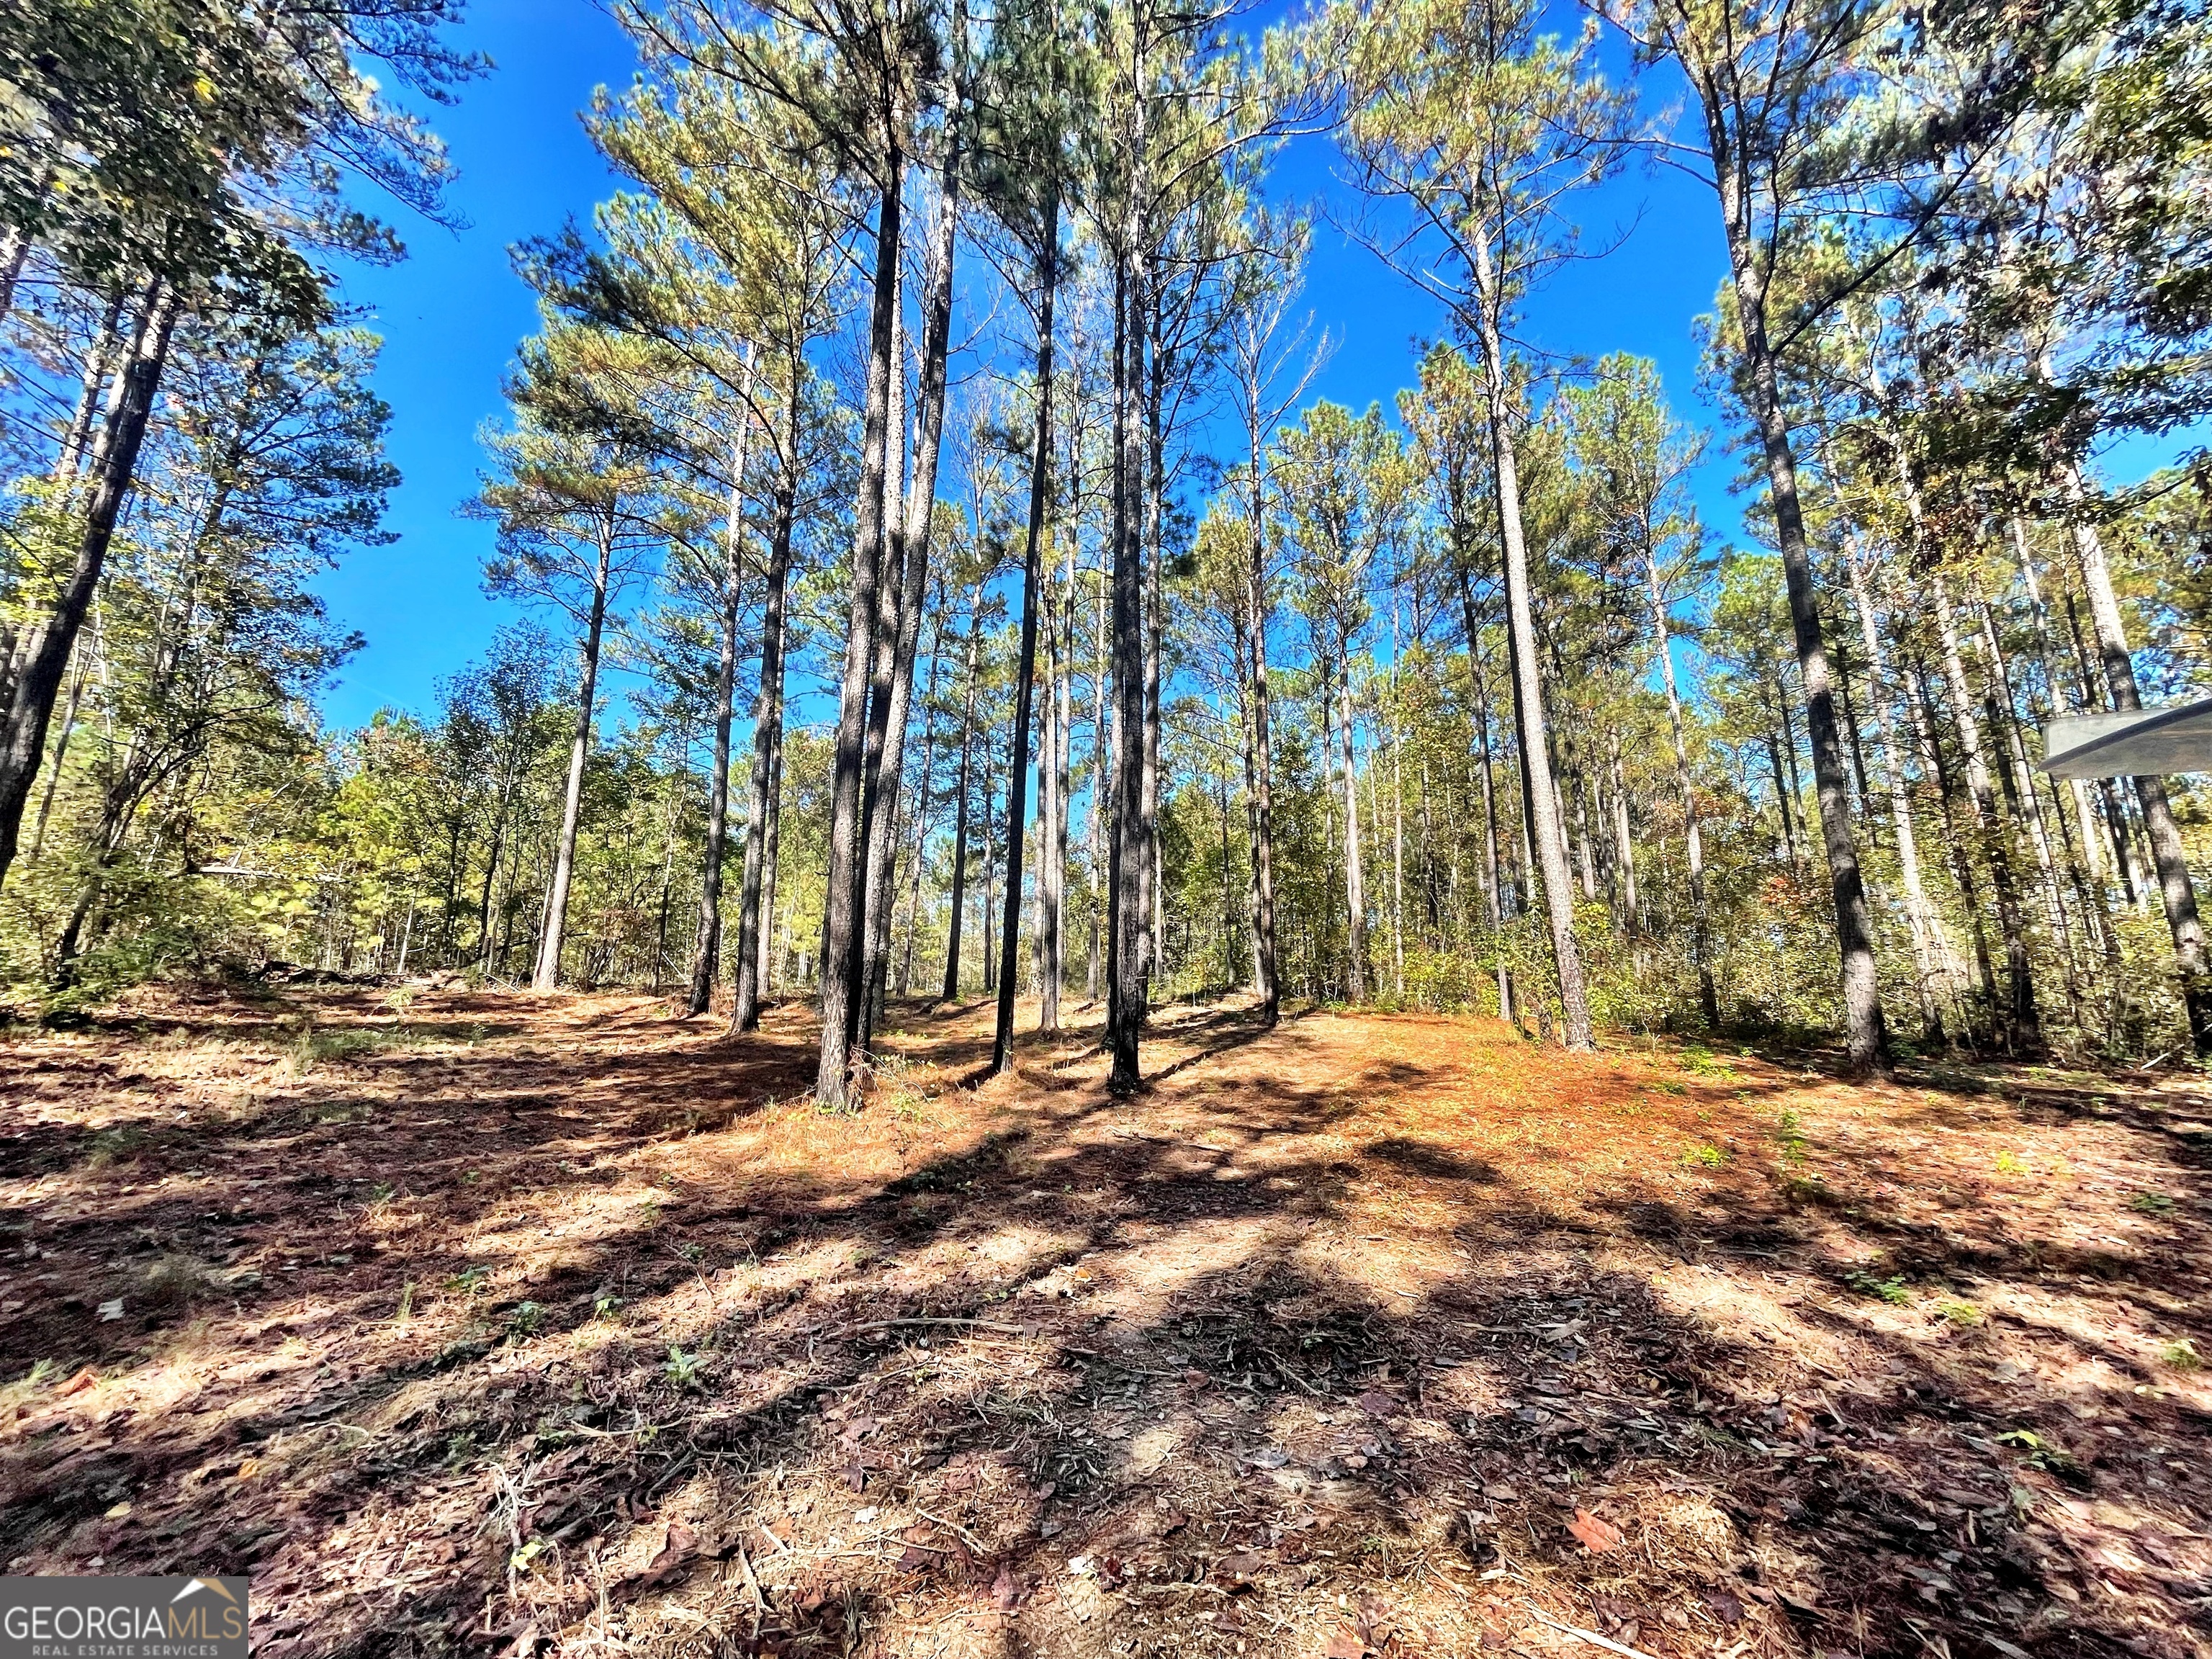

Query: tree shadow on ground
0,989,2206,1659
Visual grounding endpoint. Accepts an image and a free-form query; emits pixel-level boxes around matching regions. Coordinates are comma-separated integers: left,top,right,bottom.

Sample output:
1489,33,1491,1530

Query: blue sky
321,0,634,728
320,0,1740,729
313,0,2166,731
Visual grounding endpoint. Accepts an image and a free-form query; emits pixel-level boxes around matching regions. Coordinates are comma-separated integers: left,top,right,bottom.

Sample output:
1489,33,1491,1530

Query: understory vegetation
2,0,2209,1089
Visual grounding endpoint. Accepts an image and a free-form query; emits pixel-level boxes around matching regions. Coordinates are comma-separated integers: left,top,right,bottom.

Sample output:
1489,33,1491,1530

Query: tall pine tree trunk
1568,745,1600,901
816,153,903,1105
50,290,123,490
854,310,909,1048
1607,729,1637,926
2013,517,2110,896
1930,571,2041,1052
732,450,797,1033
1339,656,1369,1001
1107,230,1150,1089
1244,474,1280,1025
1845,542,1946,1039
2065,593,2149,905
1390,675,1407,999
897,587,944,999
1910,652,1999,1031
1061,539,1079,1008
1710,174,1886,1069
533,508,613,992
0,280,178,889
995,199,1058,1072
1036,575,1061,1027
981,743,999,996
863,129,964,1043
653,752,683,992
1978,592,2086,1025
27,644,90,867
1143,314,1168,1012
761,732,784,992
687,355,756,1015
1459,568,1513,1020
2010,515,2123,1022
1469,233,1588,1048
1647,549,1714,1025
942,604,982,1001
1040,510,1069,1030
1089,559,1109,1005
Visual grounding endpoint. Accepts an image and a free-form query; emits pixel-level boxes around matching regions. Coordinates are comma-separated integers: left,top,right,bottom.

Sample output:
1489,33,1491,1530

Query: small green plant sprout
1776,1110,1809,1164
1779,1170,1829,1205
593,1295,624,1322
2162,1339,2201,1372
677,1242,704,1264
509,1538,547,1573
664,1346,702,1389
1683,1143,1726,1169
1996,1427,2082,1478
1678,1045,1735,1076
1995,1150,2029,1177
445,1265,490,1295
1936,1299,1982,1328
367,1180,397,1206
2131,1191,2176,1215
395,1280,416,1321
23,1358,58,1388
1848,1270,1912,1305
507,1300,544,1338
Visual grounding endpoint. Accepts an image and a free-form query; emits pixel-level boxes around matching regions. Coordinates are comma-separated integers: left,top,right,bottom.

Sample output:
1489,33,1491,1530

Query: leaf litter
0,984,2207,1656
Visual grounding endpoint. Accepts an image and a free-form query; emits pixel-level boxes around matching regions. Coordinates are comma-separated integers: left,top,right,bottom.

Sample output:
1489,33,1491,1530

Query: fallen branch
914,1509,987,1553
731,1536,766,1619
1128,1581,1231,1597
1529,1606,1660,1659
828,1317,1040,1339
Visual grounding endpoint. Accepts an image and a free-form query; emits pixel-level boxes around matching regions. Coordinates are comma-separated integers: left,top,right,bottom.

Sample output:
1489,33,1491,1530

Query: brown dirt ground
2,985,2211,1659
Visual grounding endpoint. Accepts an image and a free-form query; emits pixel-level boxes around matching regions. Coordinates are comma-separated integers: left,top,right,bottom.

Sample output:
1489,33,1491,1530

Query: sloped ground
1,983,2209,1659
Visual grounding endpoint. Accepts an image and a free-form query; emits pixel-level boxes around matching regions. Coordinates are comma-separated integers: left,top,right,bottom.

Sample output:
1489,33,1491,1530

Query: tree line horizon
1,0,2207,1098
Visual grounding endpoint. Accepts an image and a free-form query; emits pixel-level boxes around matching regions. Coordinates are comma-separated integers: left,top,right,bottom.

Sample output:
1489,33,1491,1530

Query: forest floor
1,985,2211,1659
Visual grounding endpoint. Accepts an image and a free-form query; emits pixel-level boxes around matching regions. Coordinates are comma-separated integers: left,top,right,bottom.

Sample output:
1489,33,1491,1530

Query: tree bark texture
815,156,904,1105
0,280,179,891
532,507,614,992
995,199,1058,1073
687,351,757,1015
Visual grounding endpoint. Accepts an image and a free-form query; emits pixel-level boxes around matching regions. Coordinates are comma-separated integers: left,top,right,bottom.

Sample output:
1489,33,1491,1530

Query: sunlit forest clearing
4,988,2210,1658
6,0,2212,1650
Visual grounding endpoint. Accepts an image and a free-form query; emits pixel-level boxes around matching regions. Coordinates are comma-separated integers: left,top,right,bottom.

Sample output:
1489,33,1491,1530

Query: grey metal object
2041,696,2212,778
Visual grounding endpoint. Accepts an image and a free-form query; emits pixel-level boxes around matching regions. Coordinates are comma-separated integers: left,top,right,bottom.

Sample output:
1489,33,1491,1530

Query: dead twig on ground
1529,1606,1661,1659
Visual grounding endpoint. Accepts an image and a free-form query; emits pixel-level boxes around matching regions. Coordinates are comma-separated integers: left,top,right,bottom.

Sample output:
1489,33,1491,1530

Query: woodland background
2,0,2209,1084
